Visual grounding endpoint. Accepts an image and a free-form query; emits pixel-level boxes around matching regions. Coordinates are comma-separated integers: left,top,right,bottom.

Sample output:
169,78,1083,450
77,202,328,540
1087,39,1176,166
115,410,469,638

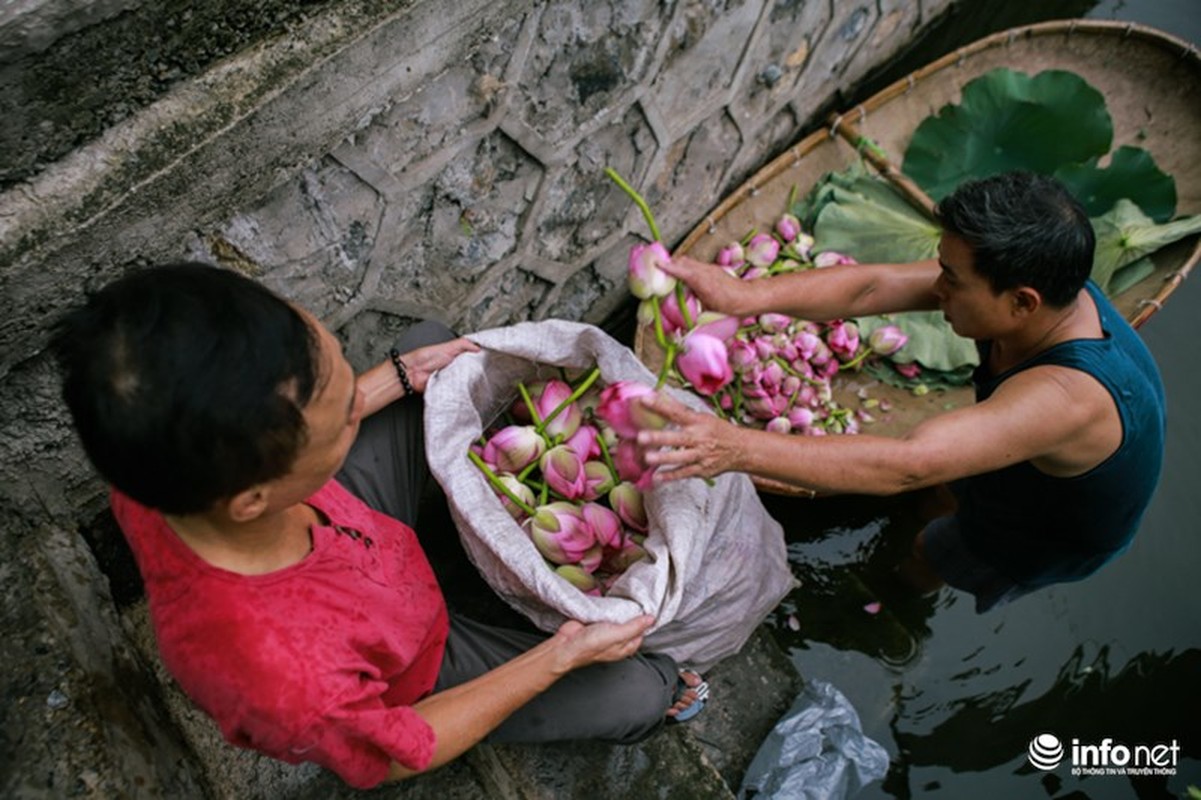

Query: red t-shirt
111,480,449,788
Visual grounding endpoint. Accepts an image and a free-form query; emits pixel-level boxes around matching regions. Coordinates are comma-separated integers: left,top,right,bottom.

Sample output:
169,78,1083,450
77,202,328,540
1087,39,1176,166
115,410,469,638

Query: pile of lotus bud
630,213,910,436
468,370,669,596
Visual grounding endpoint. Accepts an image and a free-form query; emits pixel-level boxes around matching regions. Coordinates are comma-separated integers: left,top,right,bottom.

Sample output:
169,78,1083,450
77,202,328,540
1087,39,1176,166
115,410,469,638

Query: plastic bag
424,320,794,672
738,680,890,800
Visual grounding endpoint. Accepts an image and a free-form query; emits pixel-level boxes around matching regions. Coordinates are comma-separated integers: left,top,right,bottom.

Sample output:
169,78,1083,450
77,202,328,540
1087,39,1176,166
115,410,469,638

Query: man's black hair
935,171,1095,307
52,263,321,514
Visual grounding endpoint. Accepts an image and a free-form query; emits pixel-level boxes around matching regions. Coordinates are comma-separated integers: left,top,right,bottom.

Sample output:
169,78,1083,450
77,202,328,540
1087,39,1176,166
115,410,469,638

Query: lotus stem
468,450,537,517
604,167,662,243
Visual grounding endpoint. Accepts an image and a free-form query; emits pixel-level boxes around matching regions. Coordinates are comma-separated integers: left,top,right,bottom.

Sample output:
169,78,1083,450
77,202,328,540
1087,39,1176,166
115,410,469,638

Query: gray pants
336,321,678,744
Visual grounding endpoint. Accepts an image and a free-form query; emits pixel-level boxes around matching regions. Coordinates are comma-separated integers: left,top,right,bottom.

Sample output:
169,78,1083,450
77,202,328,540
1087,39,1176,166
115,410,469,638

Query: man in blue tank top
633,171,1166,612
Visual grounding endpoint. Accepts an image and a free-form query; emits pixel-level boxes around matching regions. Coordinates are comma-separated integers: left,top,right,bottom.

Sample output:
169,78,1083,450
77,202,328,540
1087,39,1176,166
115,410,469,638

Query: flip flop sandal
669,670,710,723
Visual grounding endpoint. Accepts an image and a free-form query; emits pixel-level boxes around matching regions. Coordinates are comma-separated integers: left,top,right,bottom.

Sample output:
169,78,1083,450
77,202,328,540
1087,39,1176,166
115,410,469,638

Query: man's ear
1012,286,1042,316
226,486,269,523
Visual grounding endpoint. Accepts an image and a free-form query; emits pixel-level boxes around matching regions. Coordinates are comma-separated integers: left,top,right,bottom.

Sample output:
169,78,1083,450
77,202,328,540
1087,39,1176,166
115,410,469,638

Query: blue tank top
951,281,1165,587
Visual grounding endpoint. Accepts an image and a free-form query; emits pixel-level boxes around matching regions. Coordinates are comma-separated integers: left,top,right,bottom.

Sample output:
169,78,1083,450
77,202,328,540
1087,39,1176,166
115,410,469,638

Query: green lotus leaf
1053,146,1177,223
903,68,1113,201
809,172,941,264
1091,199,1201,294
856,313,979,374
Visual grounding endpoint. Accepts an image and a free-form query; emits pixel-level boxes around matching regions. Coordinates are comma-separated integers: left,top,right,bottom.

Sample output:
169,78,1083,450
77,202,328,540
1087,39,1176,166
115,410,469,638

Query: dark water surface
762,2,1201,798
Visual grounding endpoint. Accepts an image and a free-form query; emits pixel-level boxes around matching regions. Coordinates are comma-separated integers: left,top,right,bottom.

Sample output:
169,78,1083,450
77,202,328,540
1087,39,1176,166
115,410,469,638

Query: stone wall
0,0,953,795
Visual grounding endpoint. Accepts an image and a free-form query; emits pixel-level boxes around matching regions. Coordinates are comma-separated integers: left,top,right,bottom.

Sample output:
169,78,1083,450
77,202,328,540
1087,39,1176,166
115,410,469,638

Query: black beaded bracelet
388,348,415,397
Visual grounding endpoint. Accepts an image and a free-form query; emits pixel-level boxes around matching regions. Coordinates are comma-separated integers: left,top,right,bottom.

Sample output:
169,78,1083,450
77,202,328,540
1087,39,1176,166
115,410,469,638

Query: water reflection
887,647,1201,798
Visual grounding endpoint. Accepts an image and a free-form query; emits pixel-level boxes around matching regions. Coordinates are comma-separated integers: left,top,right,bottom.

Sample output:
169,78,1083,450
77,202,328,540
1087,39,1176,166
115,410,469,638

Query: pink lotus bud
676,332,733,396
825,321,860,360
788,407,815,428
527,502,597,565
746,233,781,268
613,439,654,491
895,361,922,379
628,242,676,299
602,536,648,573
637,299,657,327
581,502,624,549
745,396,776,420
555,564,601,595
596,381,667,439
609,482,648,532
577,543,604,573
754,338,778,361
564,424,600,460
775,213,802,243
793,233,815,261
540,445,588,500
795,330,821,359
729,340,758,374
693,312,740,342
808,339,832,366
535,379,582,440
661,287,701,334
766,416,792,434
758,313,792,334
813,250,856,268
741,265,769,281
760,360,784,389
484,425,546,473
781,375,802,396
580,460,617,501
493,473,536,520
868,325,908,356
716,242,744,266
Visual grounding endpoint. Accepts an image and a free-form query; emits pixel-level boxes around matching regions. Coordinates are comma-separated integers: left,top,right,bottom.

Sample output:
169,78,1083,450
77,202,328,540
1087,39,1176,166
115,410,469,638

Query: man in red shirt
53,263,703,788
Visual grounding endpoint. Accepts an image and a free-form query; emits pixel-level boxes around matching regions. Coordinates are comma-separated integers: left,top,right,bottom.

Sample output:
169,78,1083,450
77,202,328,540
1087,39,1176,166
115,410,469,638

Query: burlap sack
425,320,795,671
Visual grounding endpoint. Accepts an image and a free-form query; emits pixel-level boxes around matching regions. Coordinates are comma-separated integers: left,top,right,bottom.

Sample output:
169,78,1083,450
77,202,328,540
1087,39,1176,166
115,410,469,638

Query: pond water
760,2,1201,799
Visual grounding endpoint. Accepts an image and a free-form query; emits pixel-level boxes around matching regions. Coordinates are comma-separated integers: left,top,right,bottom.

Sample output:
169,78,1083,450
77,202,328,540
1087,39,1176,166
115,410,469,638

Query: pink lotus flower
540,445,587,500
527,502,597,565
788,406,815,428
613,438,654,491
555,564,600,595
661,287,701,333
895,361,922,379
825,321,860,360
493,473,536,520
564,424,600,460
609,482,648,532
601,536,648,573
758,313,792,334
745,233,781,268
716,242,744,266
535,379,582,440
766,416,792,434
729,340,758,374
693,312,740,342
595,381,666,438
581,502,624,549
741,265,768,281
868,325,908,356
483,425,546,472
813,250,856,268
628,242,676,299
775,214,802,243
792,232,815,261
581,460,617,501
676,332,733,396
754,338,778,361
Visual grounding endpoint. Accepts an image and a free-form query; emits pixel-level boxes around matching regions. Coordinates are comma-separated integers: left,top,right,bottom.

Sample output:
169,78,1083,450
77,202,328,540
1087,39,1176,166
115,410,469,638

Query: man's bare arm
636,367,1115,495
661,256,943,321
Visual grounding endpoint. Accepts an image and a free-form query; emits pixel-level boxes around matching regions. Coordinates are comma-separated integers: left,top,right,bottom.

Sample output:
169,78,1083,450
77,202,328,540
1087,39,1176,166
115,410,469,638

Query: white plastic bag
424,320,795,671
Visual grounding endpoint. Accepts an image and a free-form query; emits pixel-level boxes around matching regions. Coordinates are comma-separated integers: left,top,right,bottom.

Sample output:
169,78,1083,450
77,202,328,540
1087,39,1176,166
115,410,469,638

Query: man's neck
165,503,316,575
989,288,1098,373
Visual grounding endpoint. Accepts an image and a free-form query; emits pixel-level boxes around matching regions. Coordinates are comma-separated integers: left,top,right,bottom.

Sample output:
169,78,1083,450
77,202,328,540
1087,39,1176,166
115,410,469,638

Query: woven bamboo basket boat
635,20,1201,497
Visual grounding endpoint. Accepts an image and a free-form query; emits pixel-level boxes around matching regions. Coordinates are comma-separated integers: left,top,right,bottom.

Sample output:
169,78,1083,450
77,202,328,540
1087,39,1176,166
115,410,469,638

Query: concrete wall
0,0,953,795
